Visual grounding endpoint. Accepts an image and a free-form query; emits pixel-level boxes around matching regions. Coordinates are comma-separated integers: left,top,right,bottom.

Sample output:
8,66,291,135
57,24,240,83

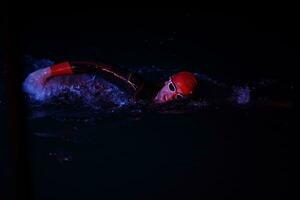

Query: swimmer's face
154,78,185,104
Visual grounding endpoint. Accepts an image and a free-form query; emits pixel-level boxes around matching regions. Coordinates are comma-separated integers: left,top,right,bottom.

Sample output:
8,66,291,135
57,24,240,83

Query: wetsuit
49,61,160,101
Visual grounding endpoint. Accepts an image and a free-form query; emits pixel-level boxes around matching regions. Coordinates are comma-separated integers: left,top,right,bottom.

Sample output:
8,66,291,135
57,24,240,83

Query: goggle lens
176,94,184,99
168,81,185,99
168,82,176,92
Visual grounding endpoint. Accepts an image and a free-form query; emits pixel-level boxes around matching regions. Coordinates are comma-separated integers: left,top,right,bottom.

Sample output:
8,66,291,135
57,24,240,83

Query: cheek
163,89,174,96
159,85,170,94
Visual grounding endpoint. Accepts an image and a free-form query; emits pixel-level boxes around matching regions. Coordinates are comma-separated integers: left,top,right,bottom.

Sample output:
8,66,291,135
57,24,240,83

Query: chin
154,91,174,104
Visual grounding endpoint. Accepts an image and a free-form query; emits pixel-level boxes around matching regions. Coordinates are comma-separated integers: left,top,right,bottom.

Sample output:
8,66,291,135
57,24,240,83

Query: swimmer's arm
46,61,142,92
49,61,110,77
25,61,107,88
26,61,98,85
48,61,141,89
25,61,137,92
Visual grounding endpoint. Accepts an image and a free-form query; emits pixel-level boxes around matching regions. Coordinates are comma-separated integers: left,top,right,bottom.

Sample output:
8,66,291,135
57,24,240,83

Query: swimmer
23,61,198,104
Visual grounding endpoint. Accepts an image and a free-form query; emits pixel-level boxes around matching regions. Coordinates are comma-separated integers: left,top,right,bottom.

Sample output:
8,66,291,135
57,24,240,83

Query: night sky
3,7,299,82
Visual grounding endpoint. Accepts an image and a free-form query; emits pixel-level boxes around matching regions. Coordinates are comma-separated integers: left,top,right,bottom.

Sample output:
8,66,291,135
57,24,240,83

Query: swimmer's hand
23,67,51,100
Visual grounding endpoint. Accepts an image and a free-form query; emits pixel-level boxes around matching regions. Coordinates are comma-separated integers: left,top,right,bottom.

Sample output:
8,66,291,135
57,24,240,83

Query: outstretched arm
24,61,144,95
49,61,110,77
25,61,122,86
49,61,141,91
23,61,84,90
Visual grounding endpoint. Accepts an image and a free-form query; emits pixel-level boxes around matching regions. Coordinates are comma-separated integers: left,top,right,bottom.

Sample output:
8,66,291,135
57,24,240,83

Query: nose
164,93,176,101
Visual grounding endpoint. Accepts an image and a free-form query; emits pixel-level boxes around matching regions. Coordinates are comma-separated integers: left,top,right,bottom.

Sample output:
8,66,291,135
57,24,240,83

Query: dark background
3,7,299,81
2,7,294,200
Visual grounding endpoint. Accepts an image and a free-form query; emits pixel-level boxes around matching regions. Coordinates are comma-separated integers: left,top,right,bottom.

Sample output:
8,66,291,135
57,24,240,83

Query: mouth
153,95,168,104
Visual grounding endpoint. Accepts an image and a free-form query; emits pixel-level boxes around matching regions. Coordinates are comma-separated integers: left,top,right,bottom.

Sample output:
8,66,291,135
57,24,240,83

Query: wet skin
154,79,185,104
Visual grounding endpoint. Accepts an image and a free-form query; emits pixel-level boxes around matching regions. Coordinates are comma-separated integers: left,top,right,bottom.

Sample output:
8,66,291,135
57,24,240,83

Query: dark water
1,56,293,199
1,10,295,199
26,107,290,200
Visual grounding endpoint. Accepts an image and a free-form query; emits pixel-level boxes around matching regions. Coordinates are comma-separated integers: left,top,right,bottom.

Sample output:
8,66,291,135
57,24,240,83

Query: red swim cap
171,71,198,96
